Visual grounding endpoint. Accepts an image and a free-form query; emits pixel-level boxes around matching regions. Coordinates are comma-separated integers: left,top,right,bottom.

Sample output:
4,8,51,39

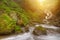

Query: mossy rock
0,0,30,35
0,14,16,35
33,26,47,36
15,25,23,34
21,26,29,33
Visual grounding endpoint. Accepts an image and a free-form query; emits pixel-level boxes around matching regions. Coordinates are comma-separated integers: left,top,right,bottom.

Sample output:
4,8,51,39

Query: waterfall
43,9,53,24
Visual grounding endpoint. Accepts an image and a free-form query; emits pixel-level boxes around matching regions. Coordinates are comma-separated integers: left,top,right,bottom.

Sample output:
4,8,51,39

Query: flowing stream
1,24,60,40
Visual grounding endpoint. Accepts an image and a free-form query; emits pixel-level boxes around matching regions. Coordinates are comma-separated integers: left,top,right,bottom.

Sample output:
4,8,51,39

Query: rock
46,27,60,34
9,11,18,21
48,16,60,27
46,28,57,34
14,25,23,34
0,14,15,35
33,26,47,36
21,26,29,33
15,25,29,34
56,28,60,33
17,19,24,27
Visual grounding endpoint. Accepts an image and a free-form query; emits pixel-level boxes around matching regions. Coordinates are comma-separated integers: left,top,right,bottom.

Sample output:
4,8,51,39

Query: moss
0,0,30,34
36,26,46,31
0,0,29,25
33,26,47,36
0,14,16,34
15,25,23,34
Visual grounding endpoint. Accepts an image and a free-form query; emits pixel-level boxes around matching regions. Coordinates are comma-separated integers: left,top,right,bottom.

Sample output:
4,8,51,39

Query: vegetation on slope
0,0,29,34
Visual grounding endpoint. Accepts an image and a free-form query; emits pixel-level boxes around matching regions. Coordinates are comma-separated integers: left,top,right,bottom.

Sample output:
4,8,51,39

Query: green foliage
0,2,11,13
15,25,21,31
0,0,29,34
15,25,23,33
0,0,29,25
19,13,29,25
0,14,16,34
36,26,46,31
0,14,15,25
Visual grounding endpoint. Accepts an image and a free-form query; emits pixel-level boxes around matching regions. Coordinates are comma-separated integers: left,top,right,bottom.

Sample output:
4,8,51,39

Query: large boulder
33,26,47,36
0,14,15,34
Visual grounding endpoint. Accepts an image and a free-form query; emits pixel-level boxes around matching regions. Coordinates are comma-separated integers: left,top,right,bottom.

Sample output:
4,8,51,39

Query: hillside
0,0,29,34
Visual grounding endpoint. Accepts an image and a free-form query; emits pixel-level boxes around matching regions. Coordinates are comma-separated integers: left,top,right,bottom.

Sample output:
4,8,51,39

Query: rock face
33,26,47,36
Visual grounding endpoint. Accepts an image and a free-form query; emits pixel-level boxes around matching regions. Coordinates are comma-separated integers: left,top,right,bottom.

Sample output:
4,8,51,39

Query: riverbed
1,24,60,40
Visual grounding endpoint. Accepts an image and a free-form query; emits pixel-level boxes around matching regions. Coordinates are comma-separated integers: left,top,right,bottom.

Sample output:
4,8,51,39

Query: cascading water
1,24,60,40
43,9,53,24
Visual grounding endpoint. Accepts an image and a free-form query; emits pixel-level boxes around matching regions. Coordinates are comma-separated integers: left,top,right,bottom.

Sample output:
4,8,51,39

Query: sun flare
37,0,59,11
38,0,45,3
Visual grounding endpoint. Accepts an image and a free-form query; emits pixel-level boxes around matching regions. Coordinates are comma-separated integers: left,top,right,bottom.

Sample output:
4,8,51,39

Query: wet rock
46,27,60,34
46,28,58,34
33,26,47,36
15,25,29,34
21,26,29,33
48,10,60,27
56,28,60,33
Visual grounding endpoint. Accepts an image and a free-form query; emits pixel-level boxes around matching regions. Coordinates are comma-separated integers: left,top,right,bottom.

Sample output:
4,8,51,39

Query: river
1,24,60,40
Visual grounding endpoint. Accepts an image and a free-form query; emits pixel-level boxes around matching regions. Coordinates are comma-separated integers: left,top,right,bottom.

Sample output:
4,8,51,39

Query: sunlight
38,0,45,3
37,0,46,10
38,0,45,5
37,0,58,11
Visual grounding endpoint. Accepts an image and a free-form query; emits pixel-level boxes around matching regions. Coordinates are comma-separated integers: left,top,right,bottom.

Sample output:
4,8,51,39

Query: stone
33,26,47,36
